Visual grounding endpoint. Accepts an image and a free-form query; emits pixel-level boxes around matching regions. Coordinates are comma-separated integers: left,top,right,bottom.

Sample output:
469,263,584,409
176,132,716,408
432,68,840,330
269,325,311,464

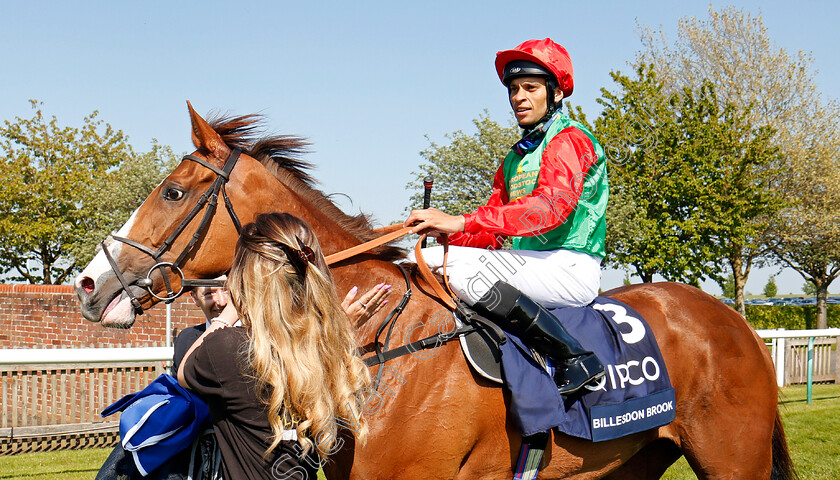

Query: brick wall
0,285,206,349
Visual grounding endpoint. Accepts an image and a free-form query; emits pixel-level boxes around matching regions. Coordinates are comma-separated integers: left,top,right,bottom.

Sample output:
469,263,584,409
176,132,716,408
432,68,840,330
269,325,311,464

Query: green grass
0,447,110,479
662,383,840,480
778,384,840,479
3,384,839,479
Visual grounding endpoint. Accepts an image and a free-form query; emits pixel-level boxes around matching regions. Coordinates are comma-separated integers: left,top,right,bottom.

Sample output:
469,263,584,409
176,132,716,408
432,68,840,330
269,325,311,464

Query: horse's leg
678,392,776,480
600,438,682,480
453,393,657,480
452,411,521,480
537,432,658,479
340,342,516,480
614,283,779,480
673,323,777,478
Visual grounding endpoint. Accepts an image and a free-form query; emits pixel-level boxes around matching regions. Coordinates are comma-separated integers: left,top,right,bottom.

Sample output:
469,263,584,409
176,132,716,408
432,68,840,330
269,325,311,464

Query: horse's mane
208,114,405,261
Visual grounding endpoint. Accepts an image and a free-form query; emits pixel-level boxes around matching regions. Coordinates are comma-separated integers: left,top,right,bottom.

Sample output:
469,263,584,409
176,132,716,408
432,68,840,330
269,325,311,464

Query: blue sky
2,1,838,294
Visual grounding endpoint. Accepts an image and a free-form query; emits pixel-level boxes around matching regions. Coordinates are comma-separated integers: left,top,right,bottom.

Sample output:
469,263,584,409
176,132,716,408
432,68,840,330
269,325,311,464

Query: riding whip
421,175,433,248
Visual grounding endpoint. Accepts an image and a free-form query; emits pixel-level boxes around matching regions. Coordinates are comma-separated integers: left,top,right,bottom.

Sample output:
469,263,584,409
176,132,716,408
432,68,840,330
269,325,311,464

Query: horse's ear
187,101,228,158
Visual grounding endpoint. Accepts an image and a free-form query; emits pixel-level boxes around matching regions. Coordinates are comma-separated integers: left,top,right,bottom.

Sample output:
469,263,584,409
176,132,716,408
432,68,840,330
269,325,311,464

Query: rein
100,150,243,314
326,227,457,310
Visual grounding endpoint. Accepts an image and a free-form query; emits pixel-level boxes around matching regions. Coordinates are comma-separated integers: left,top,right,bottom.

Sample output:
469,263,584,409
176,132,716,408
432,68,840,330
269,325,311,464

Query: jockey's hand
404,208,465,236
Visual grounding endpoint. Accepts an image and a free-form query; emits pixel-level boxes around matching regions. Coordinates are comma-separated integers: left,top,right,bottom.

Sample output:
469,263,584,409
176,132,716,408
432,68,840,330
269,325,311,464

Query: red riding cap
495,38,574,98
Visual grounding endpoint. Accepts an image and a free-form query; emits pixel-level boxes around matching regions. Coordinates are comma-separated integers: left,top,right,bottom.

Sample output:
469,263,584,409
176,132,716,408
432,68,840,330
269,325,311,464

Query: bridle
100,149,243,315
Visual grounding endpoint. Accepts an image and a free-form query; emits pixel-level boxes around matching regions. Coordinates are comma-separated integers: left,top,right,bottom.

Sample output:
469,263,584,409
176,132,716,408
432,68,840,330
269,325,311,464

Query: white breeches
408,246,602,309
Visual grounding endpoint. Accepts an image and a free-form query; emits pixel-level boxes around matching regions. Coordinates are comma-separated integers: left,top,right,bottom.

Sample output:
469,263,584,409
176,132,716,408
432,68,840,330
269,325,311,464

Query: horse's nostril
81,277,95,294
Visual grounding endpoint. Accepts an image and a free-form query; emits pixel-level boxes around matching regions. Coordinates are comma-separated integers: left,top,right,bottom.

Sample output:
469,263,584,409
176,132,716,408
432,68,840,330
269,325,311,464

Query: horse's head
76,102,403,328
74,103,279,327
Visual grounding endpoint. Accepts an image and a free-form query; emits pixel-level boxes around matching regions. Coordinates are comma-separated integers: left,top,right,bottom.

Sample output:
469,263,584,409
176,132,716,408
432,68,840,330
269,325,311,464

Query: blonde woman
178,213,373,479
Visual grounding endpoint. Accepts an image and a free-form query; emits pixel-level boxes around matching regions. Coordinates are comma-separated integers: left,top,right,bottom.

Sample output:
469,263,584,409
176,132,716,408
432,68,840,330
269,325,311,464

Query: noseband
100,149,243,315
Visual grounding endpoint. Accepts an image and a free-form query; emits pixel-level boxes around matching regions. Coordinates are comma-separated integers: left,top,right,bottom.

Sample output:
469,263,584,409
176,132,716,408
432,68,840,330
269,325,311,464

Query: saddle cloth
462,296,676,442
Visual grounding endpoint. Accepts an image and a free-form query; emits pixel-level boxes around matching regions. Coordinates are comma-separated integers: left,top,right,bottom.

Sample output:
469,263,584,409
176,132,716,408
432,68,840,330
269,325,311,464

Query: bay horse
75,103,794,480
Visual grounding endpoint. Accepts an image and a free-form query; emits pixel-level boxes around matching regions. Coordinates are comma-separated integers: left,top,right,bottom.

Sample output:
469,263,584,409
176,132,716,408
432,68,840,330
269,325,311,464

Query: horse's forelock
207,114,405,261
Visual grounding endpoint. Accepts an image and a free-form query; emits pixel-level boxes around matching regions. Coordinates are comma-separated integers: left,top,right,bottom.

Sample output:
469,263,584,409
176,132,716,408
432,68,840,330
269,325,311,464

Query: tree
637,6,823,137
763,276,778,298
719,274,736,299
635,5,835,317
802,281,817,297
577,64,783,303
765,104,840,328
0,101,177,284
406,111,520,215
570,67,705,284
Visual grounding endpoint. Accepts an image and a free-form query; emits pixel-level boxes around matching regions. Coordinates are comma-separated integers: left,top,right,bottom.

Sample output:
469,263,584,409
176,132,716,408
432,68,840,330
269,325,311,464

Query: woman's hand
404,208,465,236
213,302,239,327
342,283,392,324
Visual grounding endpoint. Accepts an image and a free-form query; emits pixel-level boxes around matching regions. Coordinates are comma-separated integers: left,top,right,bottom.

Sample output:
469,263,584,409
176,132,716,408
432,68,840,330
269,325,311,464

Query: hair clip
295,237,316,264
271,238,315,278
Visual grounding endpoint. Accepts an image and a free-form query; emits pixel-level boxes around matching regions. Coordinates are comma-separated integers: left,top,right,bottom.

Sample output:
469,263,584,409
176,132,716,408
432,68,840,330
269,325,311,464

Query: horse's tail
770,408,797,480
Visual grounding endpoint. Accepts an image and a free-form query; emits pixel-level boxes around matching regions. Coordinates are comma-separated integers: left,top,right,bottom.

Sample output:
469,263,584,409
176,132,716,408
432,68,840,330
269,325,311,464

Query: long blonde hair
226,213,370,457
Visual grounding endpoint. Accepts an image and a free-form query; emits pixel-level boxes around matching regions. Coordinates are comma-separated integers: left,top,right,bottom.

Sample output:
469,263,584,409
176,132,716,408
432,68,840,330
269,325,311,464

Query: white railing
0,347,173,450
757,328,840,395
3,329,839,384
0,347,174,365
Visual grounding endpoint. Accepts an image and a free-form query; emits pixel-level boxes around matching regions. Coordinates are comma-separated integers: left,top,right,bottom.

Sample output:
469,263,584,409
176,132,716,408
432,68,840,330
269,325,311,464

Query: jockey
405,38,608,395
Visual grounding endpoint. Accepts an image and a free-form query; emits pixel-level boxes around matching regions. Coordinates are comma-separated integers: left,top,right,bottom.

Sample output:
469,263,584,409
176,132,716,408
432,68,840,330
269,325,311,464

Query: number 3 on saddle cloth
460,297,676,442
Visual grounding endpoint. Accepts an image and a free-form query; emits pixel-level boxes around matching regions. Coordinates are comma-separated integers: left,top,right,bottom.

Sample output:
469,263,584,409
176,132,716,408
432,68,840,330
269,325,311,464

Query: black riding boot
473,281,605,395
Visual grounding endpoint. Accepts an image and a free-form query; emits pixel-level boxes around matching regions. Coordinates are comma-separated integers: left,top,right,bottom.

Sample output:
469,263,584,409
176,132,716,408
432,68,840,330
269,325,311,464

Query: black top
171,324,206,375
181,327,319,480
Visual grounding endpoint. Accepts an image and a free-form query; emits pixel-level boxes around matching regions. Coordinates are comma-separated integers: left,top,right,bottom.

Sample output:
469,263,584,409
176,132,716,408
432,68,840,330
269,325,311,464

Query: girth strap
363,323,476,367
513,432,548,480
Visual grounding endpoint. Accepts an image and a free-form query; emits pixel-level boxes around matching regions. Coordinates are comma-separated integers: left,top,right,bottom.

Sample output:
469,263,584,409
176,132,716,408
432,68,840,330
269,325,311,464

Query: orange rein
325,225,457,310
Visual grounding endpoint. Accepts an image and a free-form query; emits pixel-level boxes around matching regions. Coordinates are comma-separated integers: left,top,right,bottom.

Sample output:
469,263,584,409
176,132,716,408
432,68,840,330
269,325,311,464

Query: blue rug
499,296,676,441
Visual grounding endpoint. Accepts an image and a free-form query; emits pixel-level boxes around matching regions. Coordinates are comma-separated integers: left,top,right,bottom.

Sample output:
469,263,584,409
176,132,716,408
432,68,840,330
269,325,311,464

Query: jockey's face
508,76,563,127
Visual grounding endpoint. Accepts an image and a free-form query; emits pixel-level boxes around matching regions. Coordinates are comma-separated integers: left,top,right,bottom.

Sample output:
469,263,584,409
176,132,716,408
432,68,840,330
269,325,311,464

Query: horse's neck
248,175,365,255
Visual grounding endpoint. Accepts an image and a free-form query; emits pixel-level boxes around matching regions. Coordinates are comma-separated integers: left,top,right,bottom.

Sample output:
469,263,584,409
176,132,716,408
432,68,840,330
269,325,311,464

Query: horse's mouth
99,293,130,328
89,285,148,329
102,293,122,318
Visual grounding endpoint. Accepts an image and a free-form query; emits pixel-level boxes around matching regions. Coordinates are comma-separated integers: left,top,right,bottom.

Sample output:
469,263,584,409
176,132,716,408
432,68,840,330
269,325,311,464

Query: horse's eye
163,187,185,201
